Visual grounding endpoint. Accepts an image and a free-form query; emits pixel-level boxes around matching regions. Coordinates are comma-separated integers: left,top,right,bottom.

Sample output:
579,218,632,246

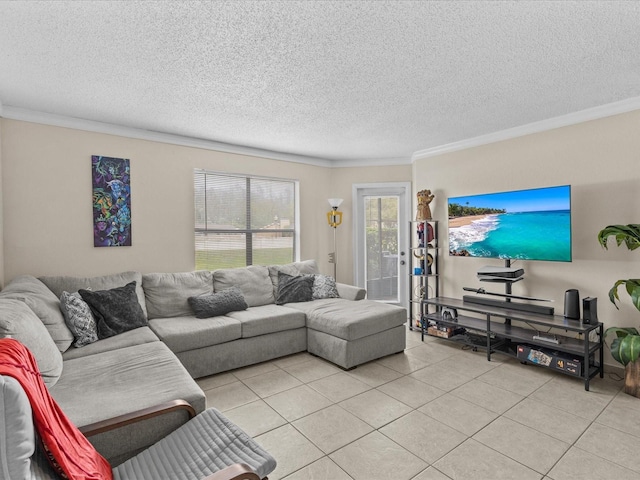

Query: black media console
421,296,604,391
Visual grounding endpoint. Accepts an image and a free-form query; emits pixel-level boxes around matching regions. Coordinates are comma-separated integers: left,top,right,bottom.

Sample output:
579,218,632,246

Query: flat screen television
448,185,572,262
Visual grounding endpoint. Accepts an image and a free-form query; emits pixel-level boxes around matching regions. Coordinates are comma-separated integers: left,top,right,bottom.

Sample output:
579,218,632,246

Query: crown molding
1,106,340,167
331,156,412,168
412,96,640,162
0,106,411,168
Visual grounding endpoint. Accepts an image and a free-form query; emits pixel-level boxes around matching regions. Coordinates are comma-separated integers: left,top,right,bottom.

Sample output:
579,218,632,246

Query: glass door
354,183,410,306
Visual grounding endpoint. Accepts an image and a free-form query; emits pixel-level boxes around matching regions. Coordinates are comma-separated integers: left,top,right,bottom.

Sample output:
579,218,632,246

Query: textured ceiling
1,1,640,164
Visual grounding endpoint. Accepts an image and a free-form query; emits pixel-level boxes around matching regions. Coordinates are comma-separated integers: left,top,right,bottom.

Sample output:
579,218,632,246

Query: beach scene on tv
448,185,572,262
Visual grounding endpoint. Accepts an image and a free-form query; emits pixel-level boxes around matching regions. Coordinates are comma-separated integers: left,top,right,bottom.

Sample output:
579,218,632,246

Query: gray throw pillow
59,291,98,347
79,281,147,339
188,287,248,319
312,274,340,300
276,273,314,305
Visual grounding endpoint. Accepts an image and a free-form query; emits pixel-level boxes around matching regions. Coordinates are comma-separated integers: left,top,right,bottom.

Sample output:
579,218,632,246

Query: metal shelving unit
422,296,604,391
408,220,439,330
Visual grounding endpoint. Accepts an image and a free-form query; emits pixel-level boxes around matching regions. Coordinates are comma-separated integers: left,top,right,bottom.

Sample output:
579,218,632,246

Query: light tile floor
196,327,638,480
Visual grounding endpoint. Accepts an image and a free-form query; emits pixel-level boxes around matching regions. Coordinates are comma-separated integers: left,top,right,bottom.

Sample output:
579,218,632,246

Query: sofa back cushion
268,260,319,294
0,275,74,352
142,271,213,319
213,265,274,307
40,271,148,319
0,300,63,386
0,375,35,480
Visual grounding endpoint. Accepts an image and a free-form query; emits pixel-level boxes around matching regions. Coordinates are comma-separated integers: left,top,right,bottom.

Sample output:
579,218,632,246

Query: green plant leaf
607,279,640,312
597,224,640,250
611,335,640,365
604,326,640,339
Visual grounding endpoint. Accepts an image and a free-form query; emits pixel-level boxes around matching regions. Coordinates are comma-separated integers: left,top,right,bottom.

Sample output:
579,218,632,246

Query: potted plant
598,224,640,396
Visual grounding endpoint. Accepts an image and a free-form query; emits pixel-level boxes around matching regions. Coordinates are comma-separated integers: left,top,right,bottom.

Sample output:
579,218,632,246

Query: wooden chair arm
79,399,196,437
201,463,261,480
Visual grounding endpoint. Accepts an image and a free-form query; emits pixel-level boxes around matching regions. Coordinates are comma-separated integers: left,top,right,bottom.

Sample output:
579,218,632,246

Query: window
194,170,298,270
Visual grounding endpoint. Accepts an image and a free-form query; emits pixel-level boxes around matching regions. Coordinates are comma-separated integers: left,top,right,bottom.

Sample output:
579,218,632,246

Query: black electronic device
582,297,598,324
564,289,580,320
462,295,555,315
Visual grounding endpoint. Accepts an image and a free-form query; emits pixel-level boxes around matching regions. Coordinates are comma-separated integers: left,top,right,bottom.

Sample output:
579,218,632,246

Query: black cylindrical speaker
583,297,598,324
564,289,580,319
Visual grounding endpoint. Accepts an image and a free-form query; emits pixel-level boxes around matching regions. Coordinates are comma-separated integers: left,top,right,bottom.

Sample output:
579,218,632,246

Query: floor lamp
327,198,343,280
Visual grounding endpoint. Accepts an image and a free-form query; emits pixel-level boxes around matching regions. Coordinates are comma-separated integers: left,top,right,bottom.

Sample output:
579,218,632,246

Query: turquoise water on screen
449,210,571,262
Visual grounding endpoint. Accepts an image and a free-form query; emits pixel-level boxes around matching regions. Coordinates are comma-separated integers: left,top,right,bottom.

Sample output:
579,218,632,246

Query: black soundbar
463,295,555,315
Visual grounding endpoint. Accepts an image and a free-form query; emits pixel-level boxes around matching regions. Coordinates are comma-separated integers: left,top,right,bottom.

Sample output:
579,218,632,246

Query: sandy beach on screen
448,214,489,228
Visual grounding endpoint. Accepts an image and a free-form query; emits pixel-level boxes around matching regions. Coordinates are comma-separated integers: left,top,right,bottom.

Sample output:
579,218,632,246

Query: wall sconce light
327,198,343,280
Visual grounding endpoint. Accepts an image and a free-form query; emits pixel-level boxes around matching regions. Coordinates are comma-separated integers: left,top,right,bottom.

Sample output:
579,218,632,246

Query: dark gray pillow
79,281,147,339
188,287,248,319
312,274,340,300
276,273,314,305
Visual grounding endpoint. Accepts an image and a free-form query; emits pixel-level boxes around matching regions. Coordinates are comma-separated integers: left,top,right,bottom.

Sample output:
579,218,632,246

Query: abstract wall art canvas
92,155,132,247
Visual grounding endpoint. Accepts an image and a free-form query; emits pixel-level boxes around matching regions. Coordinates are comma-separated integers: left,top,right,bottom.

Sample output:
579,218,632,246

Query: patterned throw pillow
59,291,98,347
312,274,340,300
188,287,248,319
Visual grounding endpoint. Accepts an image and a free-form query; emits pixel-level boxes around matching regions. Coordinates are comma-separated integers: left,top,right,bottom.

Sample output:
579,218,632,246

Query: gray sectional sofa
0,260,407,465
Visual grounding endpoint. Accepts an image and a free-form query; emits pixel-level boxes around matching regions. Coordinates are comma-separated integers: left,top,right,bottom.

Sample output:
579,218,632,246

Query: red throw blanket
0,338,112,480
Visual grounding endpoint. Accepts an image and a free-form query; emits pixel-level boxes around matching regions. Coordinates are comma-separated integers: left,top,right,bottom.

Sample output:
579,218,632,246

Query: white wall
414,109,640,367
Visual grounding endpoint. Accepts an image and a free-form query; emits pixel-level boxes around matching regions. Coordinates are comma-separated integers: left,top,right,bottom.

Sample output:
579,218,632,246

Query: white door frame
353,182,411,307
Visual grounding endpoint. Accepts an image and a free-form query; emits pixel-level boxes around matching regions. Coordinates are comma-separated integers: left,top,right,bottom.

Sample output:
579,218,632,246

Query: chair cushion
0,275,74,352
142,271,213,319
0,375,35,480
0,300,63,386
213,265,274,307
113,408,276,480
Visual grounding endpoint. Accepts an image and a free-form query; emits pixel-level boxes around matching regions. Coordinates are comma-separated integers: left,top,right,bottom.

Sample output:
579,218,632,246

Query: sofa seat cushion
0,275,74,352
287,298,407,341
142,271,213,319
148,316,241,353
213,265,274,307
39,271,148,319
50,342,206,428
226,304,307,338
62,326,159,361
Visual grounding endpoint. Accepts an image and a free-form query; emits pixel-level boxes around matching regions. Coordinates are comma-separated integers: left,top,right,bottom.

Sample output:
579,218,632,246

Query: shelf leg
486,313,491,361
599,323,604,379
